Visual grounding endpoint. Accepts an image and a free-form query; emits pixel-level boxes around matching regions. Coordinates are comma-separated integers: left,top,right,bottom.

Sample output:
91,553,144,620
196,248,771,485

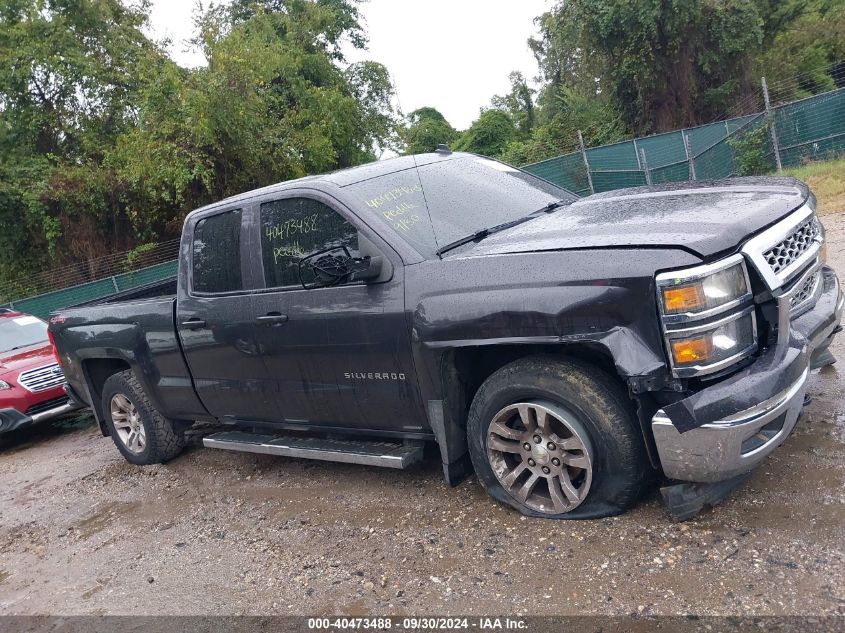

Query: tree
0,0,399,297
0,0,154,281
401,107,457,154
491,72,536,139
530,0,790,134
500,86,626,166
455,109,517,157
754,0,845,100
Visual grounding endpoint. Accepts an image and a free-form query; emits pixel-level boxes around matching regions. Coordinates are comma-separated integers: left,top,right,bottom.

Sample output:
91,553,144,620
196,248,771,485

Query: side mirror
348,255,383,282
298,247,384,289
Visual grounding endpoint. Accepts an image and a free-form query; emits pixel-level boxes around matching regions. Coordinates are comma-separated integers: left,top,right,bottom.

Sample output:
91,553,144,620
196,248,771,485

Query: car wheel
101,370,185,465
467,356,651,519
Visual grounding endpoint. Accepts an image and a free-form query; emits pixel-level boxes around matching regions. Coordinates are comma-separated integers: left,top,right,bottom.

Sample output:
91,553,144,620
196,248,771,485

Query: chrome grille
18,363,66,393
789,269,821,316
763,216,820,276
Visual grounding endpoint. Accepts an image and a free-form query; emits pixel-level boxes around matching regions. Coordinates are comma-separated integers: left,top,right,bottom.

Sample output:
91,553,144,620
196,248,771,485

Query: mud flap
660,472,751,521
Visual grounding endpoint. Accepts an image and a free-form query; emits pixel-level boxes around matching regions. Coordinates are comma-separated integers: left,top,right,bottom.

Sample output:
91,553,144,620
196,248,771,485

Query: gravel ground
1,215,844,617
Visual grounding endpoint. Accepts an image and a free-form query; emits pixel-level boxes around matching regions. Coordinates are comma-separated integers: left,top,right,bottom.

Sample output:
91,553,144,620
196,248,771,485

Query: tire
467,356,651,519
101,370,185,465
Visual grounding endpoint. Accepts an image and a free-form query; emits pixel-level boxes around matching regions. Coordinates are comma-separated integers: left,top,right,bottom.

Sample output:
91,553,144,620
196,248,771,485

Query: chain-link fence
522,79,845,195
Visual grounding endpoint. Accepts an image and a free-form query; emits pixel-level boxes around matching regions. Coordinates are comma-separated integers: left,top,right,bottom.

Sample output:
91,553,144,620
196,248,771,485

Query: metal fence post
110,276,119,292
761,77,783,173
683,132,697,181
639,148,652,186
577,130,595,195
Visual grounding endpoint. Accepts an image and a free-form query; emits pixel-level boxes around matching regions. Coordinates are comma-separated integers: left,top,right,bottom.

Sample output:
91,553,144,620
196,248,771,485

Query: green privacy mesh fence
522,86,845,194
5,260,178,320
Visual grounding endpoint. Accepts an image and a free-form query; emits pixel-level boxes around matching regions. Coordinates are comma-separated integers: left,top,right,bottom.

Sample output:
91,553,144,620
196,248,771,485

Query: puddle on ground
74,500,173,540
0,569,9,585
75,502,135,540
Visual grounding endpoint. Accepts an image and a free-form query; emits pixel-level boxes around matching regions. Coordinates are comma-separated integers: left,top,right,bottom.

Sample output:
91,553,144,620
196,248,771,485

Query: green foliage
500,86,627,165
531,0,771,134
454,110,517,157
401,107,458,154
729,124,772,175
0,0,398,296
527,0,845,136
754,0,845,100
491,72,536,139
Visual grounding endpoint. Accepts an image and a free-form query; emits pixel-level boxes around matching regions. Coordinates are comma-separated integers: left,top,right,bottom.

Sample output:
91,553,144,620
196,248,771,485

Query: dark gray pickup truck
49,151,843,519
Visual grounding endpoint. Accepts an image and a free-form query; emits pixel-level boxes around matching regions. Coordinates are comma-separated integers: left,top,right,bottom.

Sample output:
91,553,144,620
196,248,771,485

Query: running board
202,431,424,469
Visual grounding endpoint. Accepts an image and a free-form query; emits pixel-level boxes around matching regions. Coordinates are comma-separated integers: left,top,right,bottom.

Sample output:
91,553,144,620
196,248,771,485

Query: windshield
345,156,577,257
0,315,49,354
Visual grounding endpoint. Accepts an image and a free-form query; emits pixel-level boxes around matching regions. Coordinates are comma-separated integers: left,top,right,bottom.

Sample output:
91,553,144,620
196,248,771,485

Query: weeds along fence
5,77,845,320
522,79,845,195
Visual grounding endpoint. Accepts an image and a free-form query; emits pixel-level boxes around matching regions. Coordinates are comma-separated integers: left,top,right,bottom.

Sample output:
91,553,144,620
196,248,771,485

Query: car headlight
0,380,11,390
656,254,757,377
658,257,750,317
668,310,757,371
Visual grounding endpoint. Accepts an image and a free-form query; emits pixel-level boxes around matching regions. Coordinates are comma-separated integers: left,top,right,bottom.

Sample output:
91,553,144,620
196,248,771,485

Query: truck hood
461,177,809,259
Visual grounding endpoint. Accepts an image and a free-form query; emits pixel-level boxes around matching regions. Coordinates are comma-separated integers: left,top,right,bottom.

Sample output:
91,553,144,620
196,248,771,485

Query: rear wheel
101,370,185,465
467,357,651,519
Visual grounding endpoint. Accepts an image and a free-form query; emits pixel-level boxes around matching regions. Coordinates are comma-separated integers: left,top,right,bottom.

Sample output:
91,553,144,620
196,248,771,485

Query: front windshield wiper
435,198,570,258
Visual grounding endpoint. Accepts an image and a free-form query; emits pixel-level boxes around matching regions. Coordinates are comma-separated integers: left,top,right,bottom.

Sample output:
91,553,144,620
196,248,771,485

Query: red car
0,309,83,434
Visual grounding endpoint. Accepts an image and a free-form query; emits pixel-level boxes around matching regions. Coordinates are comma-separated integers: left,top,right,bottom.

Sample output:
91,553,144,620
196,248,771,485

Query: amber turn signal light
662,285,705,313
671,337,713,364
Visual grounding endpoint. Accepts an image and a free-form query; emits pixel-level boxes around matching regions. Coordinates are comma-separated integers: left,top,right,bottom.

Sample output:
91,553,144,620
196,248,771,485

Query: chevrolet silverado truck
49,151,843,519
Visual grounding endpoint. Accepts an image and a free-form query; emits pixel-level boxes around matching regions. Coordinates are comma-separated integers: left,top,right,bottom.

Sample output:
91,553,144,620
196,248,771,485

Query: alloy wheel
110,393,146,454
486,401,593,514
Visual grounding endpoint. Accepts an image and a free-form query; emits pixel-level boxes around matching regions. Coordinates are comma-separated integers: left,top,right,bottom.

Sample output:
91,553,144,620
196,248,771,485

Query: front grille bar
742,204,821,291
17,363,66,393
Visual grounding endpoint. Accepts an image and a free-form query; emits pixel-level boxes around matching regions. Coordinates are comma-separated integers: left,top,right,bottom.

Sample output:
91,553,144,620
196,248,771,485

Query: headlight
0,380,10,390
668,310,757,371
656,254,757,378
658,257,750,318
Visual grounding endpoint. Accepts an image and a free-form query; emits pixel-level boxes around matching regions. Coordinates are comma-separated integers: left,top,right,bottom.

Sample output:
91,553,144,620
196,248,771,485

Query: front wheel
467,357,651,519
101,370,185,465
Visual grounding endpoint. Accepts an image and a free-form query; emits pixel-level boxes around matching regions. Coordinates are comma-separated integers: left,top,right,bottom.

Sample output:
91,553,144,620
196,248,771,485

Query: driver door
249,191,427,432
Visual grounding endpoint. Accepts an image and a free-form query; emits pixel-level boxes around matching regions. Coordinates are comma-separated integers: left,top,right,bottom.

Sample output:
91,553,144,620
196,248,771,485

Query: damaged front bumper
651,266,842,483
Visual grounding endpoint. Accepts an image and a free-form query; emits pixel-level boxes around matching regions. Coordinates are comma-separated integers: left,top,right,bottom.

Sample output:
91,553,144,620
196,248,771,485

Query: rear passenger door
250,191,428,433
176,207,279,423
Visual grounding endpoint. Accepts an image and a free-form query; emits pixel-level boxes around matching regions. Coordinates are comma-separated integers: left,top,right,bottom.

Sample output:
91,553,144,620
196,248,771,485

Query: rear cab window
192,209,244,293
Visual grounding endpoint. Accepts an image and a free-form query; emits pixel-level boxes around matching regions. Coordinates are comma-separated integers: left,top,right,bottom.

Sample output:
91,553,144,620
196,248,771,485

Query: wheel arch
433,340,648,486
81,357,132,435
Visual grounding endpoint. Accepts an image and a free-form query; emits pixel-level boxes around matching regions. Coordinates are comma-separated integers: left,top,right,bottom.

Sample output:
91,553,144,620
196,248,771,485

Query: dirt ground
1,216,844,618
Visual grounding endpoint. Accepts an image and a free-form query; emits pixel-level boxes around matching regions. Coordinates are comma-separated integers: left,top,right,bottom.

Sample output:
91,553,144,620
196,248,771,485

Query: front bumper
0,386,85,434
652,266,843,482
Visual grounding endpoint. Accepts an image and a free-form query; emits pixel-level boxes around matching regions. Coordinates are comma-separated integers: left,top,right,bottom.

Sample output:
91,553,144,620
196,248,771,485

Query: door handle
256,313,289,325
180,318,207,330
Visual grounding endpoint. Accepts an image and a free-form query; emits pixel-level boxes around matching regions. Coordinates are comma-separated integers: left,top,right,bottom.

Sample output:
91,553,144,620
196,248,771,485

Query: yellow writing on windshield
365,184,422,210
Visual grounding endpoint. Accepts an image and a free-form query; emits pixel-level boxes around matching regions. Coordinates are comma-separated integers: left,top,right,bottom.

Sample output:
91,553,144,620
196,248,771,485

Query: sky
145,0,551,130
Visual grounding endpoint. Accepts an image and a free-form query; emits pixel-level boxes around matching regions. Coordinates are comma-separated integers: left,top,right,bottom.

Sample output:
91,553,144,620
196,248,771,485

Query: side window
260,197,359,289
192,209,243,294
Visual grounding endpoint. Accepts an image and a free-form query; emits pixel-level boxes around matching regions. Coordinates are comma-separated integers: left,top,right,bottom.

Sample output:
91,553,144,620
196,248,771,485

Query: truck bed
68,276,177,310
